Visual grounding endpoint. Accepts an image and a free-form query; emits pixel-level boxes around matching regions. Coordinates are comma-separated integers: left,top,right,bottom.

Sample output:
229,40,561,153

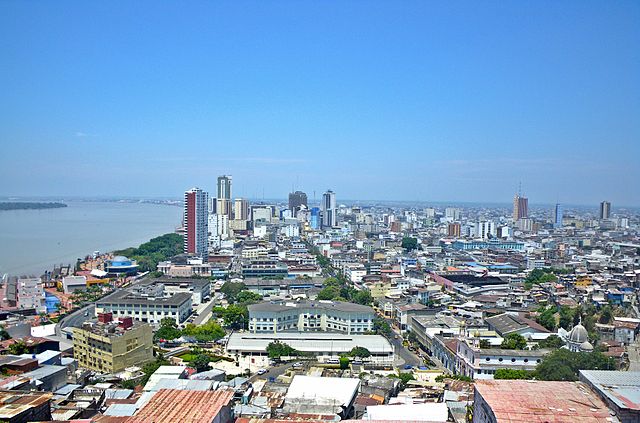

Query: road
387,331,422,368
56,304,95,337
194,297,220,325
248,361,295,382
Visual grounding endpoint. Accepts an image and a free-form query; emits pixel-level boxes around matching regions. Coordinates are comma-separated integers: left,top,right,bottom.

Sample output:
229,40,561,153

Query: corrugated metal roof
127,388,233,423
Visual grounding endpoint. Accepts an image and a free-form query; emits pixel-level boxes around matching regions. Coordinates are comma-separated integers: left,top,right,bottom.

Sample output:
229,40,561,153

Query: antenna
518,181,522,197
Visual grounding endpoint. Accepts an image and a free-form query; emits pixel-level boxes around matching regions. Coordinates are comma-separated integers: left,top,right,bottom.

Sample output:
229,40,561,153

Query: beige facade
73,321,154,374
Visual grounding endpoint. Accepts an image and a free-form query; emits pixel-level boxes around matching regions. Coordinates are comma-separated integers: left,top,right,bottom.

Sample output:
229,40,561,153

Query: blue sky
1,1,638,206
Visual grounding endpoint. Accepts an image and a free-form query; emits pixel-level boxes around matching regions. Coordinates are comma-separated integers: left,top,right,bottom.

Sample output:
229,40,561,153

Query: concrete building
322,190,337,228
16,278,46,312
184,187,209,259
283,375,360,418
513,194,528,221
288,191,307,217
104,256,139,276
95,290,192,325
234,198,249,221
157,256,214,278
600,200,612,220
247,300,375,334
62,276,87,294
141,277,211,305
227,332,394,366
72,314,153,374
457,340,551,379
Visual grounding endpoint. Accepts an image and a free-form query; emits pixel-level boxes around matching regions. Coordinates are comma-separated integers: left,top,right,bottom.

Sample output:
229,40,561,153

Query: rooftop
0,390,52,419
96,290,191,306
286,375,360,407
126,388,233,423
475,379,614,422
485,312,550,335
580,370,640,412
248,299,374,314
227,332,394,354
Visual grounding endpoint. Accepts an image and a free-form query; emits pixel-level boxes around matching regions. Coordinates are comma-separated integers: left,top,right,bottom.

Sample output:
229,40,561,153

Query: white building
322,190,337,228
476,220,496,240
62,276,87,294
226,332,394,366
95,290,192,325
17,278,46,312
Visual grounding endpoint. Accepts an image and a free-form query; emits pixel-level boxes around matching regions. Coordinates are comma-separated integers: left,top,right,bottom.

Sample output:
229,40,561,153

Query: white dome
568,324,588,344
580,341,594,352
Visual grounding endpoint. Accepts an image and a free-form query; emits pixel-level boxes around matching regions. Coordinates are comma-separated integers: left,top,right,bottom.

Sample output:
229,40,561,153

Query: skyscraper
184,187,208,258
310,207,320,230
216,175,232,216
554,203,563,228
217,175,232,199
513,194,529,222
322,190,336,229
234,198,249,221
288,190,308,216
599,201,611,220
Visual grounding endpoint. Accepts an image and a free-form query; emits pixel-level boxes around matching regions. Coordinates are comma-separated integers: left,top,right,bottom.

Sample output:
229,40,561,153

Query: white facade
476,220,496,240
17,278,46,312
62,276,87,294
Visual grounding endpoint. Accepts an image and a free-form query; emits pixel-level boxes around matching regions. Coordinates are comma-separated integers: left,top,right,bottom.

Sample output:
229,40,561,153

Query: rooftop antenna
518,181,522,196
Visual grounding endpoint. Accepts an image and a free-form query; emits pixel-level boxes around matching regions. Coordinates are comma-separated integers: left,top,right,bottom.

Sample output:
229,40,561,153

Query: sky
0,1,639,206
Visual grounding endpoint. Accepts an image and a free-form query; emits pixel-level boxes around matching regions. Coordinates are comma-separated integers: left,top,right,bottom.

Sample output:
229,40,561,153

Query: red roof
475,380,612,422
126,389,233,423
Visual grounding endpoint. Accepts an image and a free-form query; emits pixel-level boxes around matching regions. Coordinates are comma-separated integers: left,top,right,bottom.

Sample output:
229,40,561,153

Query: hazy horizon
1,2,638,205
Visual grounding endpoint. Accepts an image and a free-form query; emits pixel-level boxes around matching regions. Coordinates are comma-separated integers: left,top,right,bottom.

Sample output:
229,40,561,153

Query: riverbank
0,202,67,211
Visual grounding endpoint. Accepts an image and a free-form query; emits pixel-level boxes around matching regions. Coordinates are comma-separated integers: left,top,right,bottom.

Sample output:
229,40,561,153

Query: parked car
256,368,268,375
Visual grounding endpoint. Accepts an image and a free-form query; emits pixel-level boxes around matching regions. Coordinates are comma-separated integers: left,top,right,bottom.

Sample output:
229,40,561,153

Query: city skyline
1,2,639,205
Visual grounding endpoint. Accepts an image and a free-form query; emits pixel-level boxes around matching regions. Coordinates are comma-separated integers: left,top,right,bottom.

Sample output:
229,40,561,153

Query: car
292,362,303,368
403,364,413,370
256,368,268,375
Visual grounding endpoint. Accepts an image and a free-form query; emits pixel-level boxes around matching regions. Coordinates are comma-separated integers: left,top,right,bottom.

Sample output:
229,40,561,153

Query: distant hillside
0,202,68,211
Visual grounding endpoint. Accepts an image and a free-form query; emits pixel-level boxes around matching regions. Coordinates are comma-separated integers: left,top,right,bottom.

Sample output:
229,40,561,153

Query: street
248,361,295,382
55,304,95,337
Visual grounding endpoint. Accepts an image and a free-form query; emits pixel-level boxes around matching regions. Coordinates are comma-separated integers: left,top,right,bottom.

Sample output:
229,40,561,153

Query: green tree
558,306,574,330
235,291,262,305
373,317,392,336
401,237,418,251
352,290,373,305
479,339,491,349
397,372,415,388
349,346,371,358
191,354,212,372
154,323,182,341
339,356,350,369
221,304,248,329
316,285,340,301
535,349,615,381
599,306,613,324
0,326,10,341
8,340,28,355
220,282,248,303
500,333,527,350
537,334,565,349
115,233,184,272
536,306,557,331
266,341,300,359
181,320,225,342
494,369,533,380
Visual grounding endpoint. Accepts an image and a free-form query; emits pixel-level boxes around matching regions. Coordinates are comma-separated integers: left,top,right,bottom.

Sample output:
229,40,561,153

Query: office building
322,190,337,228
247,300,375,334
310,207,321,229
217,175,232,200
95,290,192,325
445,207,461,221
288,190,308,216
16,278,46,312
184,187,208,258
73,313,154,374
513,194,528,221
234,198,249,221
554,203,563,228
600,201,611,220
476,220,496,240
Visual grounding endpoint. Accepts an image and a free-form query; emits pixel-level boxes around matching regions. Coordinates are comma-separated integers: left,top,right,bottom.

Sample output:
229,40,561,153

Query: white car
256,368,268,375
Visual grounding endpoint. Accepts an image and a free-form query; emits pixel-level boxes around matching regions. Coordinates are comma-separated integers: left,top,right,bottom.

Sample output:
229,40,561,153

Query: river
0,201,183,276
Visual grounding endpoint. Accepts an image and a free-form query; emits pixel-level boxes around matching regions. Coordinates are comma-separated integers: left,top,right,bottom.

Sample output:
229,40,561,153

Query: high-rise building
217,175,232,199
513,194,529,221
447,222,461,237
310,207,320,230
322,190,336,229
554,203,563,228
288,191,308,216
184,187,208,258
599,201,611,220
476,220,496,240
445,207,461,221
234,198,249,221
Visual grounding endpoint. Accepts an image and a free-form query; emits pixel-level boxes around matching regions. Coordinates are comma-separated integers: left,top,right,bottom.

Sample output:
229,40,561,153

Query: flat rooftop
580,370,640,412
248,300,374,314
96,290,191,306
227,332,393,354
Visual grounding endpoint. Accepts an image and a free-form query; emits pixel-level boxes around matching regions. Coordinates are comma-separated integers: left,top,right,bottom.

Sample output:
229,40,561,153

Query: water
0,201,183,276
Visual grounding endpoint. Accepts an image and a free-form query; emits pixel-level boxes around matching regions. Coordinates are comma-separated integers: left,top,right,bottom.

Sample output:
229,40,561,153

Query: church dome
580,341,594,352
568,324,588,344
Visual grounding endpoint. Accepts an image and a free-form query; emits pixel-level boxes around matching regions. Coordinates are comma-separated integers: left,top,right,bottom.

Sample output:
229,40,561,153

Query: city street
55,304,95,337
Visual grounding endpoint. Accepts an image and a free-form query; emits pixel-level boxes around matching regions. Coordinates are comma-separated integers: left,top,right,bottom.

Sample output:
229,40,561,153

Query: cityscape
1,2,639,423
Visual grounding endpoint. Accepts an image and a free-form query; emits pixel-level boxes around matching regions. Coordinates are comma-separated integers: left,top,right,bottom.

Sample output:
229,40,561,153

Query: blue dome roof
112,255,130,262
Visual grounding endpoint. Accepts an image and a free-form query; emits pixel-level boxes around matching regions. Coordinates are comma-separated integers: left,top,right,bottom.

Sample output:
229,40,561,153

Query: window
498,358,503,362
511,358,516,362
524,359,529,363
485,357,490,361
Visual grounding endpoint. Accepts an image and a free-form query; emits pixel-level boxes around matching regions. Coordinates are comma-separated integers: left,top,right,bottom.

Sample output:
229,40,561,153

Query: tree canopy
220,282,247,303
401,237,418,251
537,334,565,349
524,268,557,290
349,346,371,358
154,318,182,341
500,333,527,350
494,369,533,380
266,341,301,359
534,349,615,381
536,306,557,331
181,320,225,342
115,233,183,272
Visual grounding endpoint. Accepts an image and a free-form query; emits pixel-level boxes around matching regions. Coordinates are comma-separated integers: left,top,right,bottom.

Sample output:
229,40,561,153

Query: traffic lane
193,299,218,325
56,304,95,336
388,334,422,367
248,361,295,382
